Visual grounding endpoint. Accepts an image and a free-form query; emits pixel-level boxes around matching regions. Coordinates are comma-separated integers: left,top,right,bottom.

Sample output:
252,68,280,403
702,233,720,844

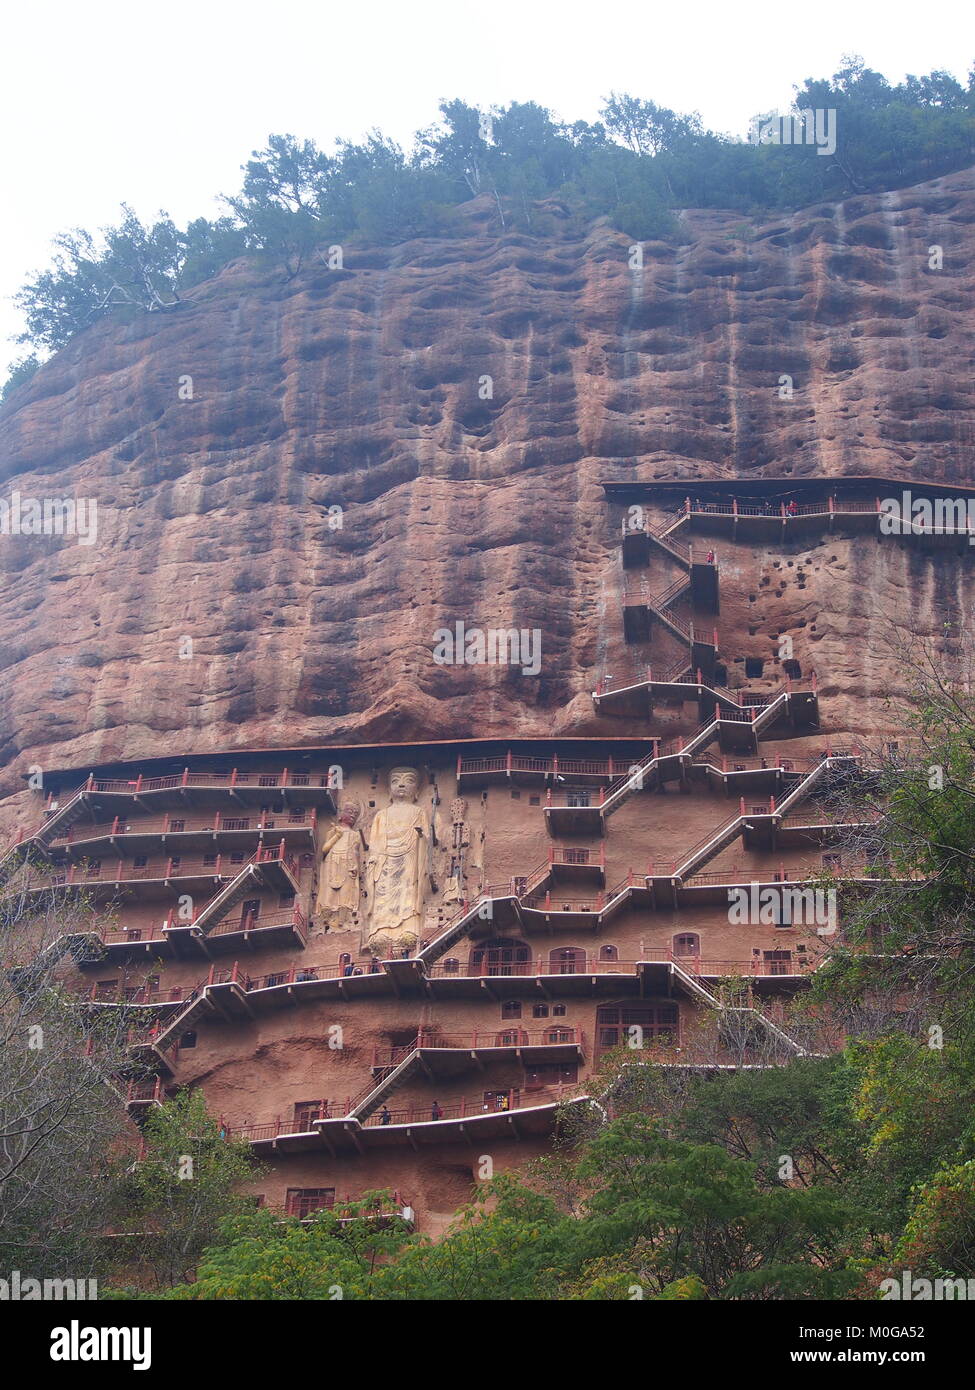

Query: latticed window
597,1003,678,1050
544,1026,574,1044
293,1100,327,1130
525,1061,578,1090
550,947,585,974
285,1188,335,1219
673,933,700,957
495,1028,529,1046
501,1000,522,1020
470,938,531,977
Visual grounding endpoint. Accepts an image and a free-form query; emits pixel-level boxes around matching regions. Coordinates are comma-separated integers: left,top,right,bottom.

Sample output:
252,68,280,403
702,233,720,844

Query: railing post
134,775,143,794
181,768,189,788
231,768,238,787
506,750,513,776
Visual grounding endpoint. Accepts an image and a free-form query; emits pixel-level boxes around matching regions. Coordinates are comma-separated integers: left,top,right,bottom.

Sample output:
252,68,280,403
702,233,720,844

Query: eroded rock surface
2,170,975,809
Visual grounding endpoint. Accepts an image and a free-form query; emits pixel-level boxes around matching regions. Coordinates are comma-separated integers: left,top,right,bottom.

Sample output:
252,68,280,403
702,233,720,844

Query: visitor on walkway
380,1105,392,1125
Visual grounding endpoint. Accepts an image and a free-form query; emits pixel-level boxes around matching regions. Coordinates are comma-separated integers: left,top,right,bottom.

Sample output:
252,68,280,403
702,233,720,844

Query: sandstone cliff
2,168,975,806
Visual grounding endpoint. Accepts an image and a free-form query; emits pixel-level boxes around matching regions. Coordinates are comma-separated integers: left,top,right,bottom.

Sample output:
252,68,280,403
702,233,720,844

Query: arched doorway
549,946,586,975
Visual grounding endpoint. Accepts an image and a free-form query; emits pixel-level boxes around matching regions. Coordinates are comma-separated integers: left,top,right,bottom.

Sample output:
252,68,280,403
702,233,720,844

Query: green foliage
109,1089,259,1289
163,1194,415,1300
1,354,40,401
153,1121,859,1300
10,56,975,365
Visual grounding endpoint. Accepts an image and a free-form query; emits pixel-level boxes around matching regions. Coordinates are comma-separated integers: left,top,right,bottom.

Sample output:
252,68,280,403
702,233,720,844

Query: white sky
2,0,973,377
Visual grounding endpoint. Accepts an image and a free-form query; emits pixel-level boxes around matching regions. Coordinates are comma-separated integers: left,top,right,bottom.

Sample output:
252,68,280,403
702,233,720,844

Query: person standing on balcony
431,1100,444,1121
379,1105,392,1125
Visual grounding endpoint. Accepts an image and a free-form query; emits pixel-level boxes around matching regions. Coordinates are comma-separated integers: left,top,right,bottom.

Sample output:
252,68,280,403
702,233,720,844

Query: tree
15,205,184,353
0,876,139,1279
112,1089,258,1289
164,1193,416,1300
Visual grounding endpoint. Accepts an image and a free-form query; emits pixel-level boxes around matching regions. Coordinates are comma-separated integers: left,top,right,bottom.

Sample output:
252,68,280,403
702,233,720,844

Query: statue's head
338,799,361,828
389,766,420,803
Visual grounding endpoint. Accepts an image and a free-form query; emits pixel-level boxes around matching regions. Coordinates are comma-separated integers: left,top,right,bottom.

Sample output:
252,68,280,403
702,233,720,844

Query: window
94,979,118,1000
169,819,185,832
745,658,764,678
203,854,217,867
230,852,246,865
265,972,288,988
545,1026,574,1044
133,855,148,868
550,947,585,974
532,1003,549,1018
510,789,521,799
597,1003,679,1051
673,933,700,957
529,795,540,806
501,1000,522,1020
525,1062,578,1090
293,1100,327,1130
599,944,618,961
567,790,591,808
179,1031,197,1049
278,892,295,907
285,1188,335,1219
495,1028,529,1046
553,1003,567,1017
782,658,801,679
240,899,260,928
764,950,793,976
469,938,531,977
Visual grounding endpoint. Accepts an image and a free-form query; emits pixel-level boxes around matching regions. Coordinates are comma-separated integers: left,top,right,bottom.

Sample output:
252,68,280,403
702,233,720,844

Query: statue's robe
365,802,430,950
315,823,362,927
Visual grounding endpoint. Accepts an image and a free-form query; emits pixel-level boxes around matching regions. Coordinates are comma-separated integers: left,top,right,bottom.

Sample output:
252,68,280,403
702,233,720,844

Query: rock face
2,168,975,811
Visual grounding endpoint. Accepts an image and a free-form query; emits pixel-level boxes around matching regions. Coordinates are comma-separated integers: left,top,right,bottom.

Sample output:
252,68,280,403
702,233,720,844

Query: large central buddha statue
364,766,431,956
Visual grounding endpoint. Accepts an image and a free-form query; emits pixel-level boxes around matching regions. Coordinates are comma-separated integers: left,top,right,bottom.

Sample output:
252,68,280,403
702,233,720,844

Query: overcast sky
2,0,974,377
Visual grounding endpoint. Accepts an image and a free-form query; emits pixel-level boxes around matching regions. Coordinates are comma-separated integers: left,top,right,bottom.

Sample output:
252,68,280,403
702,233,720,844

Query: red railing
360,1085,576,1127
52,808,315,845
426,954,643,979
125,1079,162,1105
50,767,321,806
649,574,692,609
371,1028,585,1068
207,905,308,943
